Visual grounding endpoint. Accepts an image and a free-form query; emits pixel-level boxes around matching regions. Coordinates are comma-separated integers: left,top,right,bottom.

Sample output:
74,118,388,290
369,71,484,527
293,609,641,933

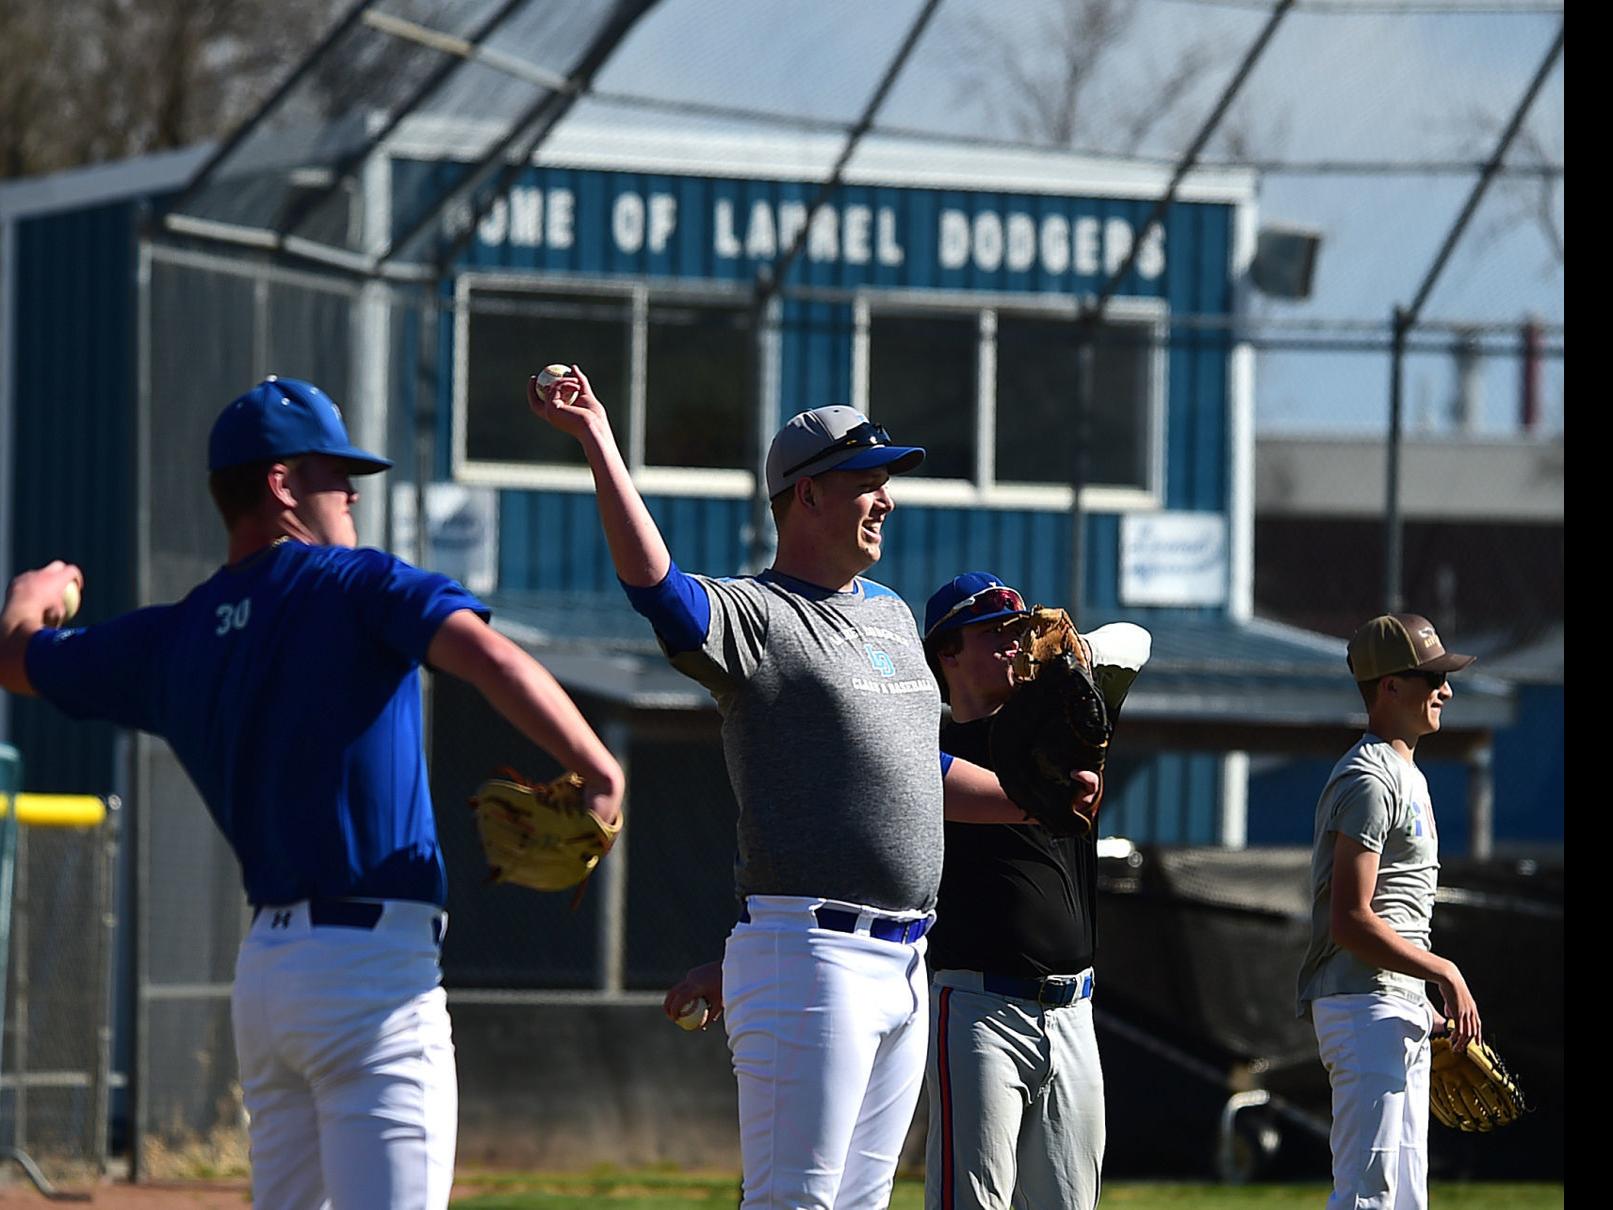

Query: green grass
449,1171,1565,1210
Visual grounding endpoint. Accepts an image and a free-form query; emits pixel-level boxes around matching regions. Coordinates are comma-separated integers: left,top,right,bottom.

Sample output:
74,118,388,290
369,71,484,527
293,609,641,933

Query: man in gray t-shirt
1298,613,1482,1210
532,369,1090,1210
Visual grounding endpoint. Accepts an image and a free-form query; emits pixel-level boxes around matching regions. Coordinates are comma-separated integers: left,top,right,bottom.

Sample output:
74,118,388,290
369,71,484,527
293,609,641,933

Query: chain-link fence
0,746,119,1191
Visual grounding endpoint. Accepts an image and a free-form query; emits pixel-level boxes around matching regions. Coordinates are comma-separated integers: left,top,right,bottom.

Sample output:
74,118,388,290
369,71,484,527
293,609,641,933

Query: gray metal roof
488,590,1515,729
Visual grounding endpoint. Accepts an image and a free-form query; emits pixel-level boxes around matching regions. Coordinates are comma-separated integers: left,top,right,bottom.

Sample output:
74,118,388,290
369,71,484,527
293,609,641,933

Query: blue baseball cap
923,572,1028,642
765,406,924,497
208,376,392,473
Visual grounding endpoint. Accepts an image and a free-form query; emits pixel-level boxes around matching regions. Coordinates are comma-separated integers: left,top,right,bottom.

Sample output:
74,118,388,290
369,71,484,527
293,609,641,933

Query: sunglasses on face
929,586,1027,636
780,420,892,480
1396,670,1448,690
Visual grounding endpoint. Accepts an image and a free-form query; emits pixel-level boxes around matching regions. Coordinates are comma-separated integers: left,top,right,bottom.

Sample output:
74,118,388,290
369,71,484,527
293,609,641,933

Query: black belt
253,899,445,945
738,904,933,944
981,971,1094,1007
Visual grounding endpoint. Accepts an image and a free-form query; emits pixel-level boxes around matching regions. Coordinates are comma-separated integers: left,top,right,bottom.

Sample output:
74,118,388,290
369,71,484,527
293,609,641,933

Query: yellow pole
0,794,106,828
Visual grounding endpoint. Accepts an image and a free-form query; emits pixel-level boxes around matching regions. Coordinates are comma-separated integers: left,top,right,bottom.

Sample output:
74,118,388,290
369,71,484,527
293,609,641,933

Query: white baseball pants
232,899,457,1210
924,970,1104,1210
1311,992,1434,1210
723,895,933,1210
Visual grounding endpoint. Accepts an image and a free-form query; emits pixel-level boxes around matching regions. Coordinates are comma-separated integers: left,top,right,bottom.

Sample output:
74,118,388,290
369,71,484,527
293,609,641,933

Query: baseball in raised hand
534,363,572,402
528,363,608,440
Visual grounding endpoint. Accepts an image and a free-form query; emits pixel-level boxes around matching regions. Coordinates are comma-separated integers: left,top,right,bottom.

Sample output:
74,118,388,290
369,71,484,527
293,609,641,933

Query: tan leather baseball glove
468,769,621,896
1429,1027,1530,1132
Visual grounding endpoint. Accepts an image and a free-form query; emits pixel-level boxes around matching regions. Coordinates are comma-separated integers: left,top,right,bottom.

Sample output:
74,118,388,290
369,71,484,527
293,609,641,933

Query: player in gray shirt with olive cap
1297,613,1483,1210
531,366,1095,1210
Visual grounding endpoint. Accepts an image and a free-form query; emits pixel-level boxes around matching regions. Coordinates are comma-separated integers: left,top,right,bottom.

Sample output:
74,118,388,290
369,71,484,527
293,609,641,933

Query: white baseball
60,579,81,624
535,363,571,401
674,996,709,1031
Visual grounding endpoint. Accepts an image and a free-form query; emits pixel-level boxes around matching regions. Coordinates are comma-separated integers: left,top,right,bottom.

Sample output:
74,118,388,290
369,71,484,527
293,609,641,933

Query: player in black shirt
921,572,1150,1210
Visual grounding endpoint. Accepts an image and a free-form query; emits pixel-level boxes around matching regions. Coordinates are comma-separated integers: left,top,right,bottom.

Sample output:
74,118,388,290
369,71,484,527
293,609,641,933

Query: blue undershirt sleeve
619,561,711,655
939,751,955,778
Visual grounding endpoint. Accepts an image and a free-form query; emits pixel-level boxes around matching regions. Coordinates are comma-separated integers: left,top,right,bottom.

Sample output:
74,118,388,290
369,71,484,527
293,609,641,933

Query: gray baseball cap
764,406,925,497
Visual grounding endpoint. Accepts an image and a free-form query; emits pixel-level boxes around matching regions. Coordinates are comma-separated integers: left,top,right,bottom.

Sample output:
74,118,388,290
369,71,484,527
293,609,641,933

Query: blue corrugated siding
498,492,749,592
1099,751,1223,846
7,201,138,792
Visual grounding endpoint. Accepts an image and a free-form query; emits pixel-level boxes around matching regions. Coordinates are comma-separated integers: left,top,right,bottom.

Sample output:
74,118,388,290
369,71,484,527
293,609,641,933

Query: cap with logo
923,572,1028,643
208,376,393,474
764,406,924,498
1346,613,1476,682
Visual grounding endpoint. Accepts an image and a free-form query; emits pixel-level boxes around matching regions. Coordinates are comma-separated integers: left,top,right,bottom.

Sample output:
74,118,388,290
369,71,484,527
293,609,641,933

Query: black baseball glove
988,608,1112,837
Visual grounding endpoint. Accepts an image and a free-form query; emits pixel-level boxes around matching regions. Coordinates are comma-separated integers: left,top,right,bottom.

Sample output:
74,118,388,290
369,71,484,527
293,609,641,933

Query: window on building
995,314,1154,491
463,288,629,469
645,300,751,470
867,312,976,480
458,280,753,483
864,300,1161,498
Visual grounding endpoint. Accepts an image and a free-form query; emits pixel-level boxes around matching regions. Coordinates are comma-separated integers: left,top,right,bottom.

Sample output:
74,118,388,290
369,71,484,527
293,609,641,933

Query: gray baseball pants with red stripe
924,969,1103,1210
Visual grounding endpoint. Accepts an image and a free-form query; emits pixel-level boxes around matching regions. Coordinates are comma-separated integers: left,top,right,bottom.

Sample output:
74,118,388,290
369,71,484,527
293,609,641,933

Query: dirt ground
0,1180,250,1207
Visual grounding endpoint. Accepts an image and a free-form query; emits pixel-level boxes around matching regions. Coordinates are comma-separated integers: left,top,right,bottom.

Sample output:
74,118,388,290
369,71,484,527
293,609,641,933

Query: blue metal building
2,125,1519,848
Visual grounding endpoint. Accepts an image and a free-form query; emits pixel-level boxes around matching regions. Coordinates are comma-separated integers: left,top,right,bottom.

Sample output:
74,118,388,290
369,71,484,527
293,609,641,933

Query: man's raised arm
528,367,669,588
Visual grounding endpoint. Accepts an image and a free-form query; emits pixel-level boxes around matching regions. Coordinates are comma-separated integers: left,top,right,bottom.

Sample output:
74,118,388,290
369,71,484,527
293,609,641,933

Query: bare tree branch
0,0,341,182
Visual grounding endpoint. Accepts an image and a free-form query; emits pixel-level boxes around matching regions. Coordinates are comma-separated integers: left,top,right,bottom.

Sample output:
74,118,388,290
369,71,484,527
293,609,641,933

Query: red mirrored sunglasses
929,586,1026,636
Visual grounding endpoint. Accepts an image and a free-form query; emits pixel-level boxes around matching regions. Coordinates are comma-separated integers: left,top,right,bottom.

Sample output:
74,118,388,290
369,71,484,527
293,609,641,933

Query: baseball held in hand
675,996,709,1031
60,579,81,624
535,363,572,402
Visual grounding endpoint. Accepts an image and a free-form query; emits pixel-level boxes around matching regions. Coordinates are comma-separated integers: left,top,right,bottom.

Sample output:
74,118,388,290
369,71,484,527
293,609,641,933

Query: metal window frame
451,270,764,496
855,287,1168,512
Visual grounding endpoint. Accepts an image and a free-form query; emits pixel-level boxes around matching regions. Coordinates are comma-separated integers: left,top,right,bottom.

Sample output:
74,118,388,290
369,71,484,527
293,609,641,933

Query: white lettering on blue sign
940,209,1163,279
468,179,1165,280
477,188,576,249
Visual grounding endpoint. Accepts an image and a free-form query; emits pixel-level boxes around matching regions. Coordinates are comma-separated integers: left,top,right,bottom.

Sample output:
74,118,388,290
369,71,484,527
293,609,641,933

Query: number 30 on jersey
215,599,251,635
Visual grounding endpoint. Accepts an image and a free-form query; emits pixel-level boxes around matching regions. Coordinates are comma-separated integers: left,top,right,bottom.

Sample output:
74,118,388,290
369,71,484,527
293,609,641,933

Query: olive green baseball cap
1347,613,1476,682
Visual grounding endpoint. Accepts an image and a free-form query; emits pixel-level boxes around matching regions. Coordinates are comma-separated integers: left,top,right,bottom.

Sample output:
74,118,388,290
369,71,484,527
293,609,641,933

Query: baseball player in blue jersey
533,367,1095,1210
0,376,624,1210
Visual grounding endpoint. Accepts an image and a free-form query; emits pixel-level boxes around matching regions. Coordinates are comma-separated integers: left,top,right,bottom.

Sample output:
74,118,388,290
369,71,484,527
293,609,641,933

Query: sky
584,0,1566,438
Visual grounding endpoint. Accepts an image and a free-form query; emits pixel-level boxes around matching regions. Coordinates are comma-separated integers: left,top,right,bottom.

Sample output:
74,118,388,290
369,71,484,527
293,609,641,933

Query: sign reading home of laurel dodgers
432,165,1170,285
1120,513,1228,606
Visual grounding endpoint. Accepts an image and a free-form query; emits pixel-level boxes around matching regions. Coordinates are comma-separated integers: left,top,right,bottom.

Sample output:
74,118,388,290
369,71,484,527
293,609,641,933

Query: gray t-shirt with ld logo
670,570,945,913
1296,734,1440,1015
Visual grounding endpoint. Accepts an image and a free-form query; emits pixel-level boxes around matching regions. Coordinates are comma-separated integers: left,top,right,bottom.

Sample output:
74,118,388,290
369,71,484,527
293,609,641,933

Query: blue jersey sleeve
26,608,171,730
350,550,490,663
619,561,711,655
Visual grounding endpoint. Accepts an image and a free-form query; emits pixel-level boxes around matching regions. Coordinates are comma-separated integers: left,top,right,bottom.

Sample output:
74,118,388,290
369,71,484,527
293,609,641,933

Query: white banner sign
1120,512,1227,607
391,483,499,596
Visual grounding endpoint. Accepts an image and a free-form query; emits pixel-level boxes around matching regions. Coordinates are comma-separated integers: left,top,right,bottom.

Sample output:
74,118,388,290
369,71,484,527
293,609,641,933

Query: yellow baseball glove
1429,1028,1530,1132
468,769,621,896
